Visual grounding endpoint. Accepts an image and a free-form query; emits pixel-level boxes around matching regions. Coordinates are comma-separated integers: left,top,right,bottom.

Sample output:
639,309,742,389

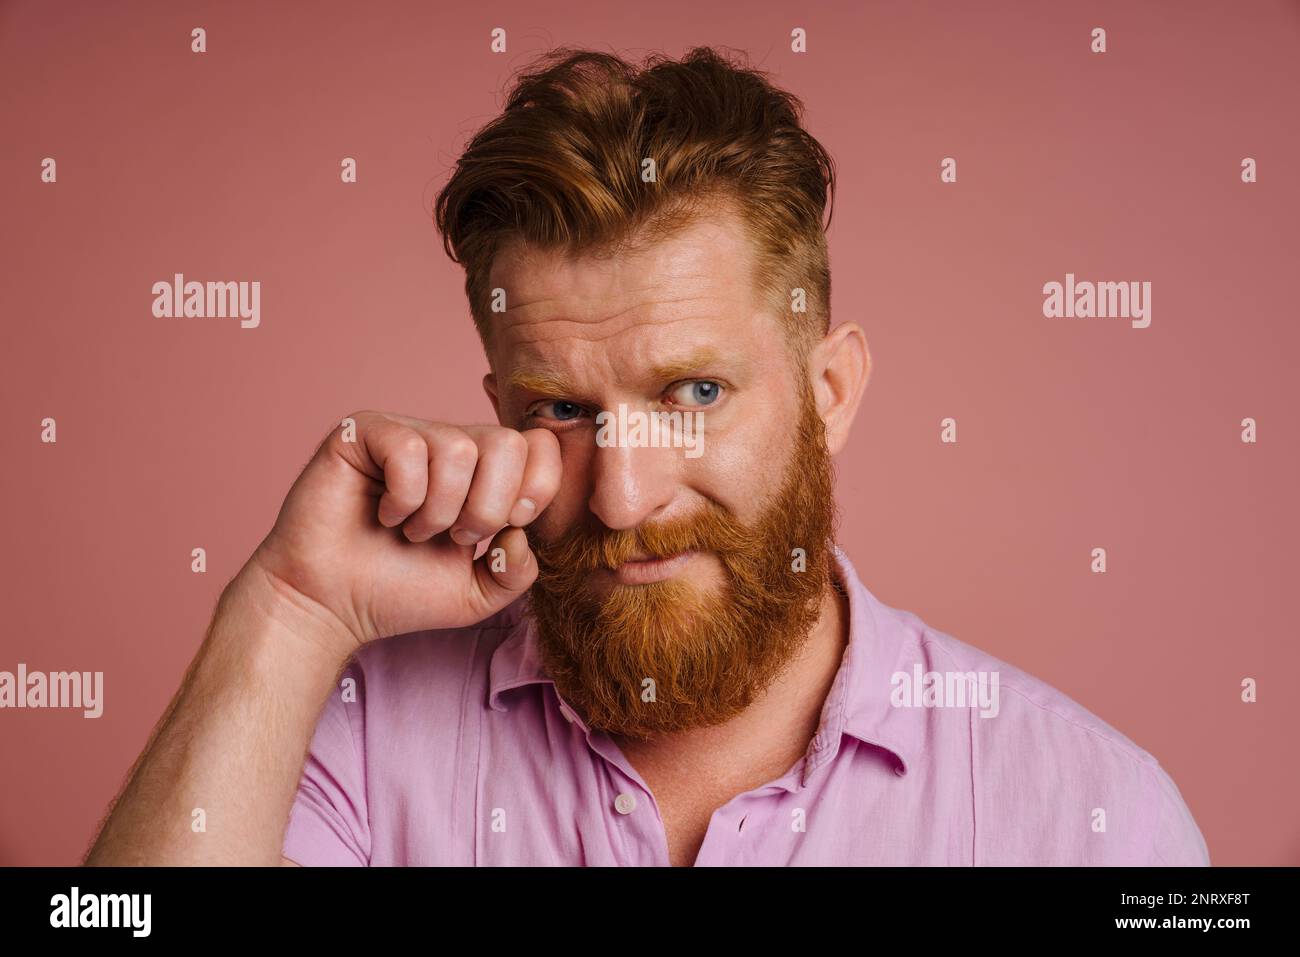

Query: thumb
468,525,538,617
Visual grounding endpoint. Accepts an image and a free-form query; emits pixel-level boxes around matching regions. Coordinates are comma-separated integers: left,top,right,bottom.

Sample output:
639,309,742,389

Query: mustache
526,500,764,573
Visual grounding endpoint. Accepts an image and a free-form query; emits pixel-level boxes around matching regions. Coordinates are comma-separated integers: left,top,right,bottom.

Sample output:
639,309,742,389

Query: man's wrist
217,560,360,672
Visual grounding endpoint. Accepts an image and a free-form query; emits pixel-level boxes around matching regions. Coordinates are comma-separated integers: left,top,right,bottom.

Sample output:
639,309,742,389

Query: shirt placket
555,695,668,866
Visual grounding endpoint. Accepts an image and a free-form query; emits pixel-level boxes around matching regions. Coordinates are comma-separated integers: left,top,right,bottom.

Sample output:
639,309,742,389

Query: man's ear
483,372,502,422
809,321,871,457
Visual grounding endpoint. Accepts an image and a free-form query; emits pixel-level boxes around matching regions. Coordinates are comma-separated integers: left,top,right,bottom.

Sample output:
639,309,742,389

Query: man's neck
612,576,850,791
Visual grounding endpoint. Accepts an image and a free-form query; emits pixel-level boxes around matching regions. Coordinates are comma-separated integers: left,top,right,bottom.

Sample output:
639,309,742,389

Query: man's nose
586,440,681,532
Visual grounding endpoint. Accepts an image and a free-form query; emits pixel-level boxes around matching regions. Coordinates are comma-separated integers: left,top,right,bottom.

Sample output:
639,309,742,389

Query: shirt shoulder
868,598,1209,866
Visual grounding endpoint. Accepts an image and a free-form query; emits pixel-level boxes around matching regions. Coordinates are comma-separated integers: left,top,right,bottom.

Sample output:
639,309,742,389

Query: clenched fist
245,411,562,652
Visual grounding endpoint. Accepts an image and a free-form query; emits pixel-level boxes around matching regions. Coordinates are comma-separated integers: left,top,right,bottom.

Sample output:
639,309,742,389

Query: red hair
434,46,836,355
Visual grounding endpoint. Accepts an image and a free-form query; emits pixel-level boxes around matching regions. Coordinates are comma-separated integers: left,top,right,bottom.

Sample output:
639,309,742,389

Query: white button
614,792,637,815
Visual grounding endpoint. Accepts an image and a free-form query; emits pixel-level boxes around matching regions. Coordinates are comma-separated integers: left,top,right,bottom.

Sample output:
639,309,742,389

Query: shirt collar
824,543,926,778
487,544,925,778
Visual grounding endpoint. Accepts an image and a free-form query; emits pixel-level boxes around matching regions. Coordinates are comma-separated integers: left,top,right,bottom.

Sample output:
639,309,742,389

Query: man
85,46,1209,866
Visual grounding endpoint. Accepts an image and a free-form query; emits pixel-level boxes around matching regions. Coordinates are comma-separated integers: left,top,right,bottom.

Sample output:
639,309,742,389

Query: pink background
2,0,1297,865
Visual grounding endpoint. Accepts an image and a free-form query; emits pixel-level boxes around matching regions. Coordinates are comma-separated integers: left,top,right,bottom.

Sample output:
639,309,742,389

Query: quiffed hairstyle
434,46,837,356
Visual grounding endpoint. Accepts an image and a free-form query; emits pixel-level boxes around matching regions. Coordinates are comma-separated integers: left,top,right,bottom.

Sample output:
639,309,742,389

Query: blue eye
535,400,584,421
670,380,723,406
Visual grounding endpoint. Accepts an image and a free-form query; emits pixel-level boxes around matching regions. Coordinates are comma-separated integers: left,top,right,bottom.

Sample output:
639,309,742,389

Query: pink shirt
282,546,1210,866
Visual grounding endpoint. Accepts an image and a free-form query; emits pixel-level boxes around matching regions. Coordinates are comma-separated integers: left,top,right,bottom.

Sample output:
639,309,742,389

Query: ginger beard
523,378,839,739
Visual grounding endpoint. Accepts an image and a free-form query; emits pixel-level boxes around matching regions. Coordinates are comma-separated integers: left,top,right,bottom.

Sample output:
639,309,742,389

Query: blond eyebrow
648,347,724,383
507,369,579,398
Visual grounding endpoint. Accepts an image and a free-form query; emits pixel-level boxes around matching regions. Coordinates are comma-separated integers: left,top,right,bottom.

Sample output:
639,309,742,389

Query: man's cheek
696,459,780,523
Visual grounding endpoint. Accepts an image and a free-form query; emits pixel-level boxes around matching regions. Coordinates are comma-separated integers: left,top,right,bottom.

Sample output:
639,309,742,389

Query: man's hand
84,411,562,865
248,411,563,654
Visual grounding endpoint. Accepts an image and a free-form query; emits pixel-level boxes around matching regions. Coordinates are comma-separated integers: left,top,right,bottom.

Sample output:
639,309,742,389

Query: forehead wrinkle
501,288,721,327
499,245,724,308
503,312,724,348
497,280,737,346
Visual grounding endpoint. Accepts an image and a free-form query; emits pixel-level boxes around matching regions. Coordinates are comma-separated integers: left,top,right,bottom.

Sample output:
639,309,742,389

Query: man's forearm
84,566,353,866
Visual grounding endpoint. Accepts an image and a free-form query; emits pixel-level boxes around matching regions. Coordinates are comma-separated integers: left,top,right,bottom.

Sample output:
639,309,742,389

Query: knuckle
484,427,527,459
443,434,479,469
396,430,427,459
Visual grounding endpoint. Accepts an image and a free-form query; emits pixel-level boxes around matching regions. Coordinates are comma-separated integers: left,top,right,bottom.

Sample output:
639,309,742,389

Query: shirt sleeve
281,661,371,866
1143,763,1210,866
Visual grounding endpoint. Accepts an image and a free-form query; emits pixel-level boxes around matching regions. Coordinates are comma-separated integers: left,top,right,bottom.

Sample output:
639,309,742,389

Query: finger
359,420,430,527
449,427,528,546
507,428,563,527
469,525,537,617
401,424,479,543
